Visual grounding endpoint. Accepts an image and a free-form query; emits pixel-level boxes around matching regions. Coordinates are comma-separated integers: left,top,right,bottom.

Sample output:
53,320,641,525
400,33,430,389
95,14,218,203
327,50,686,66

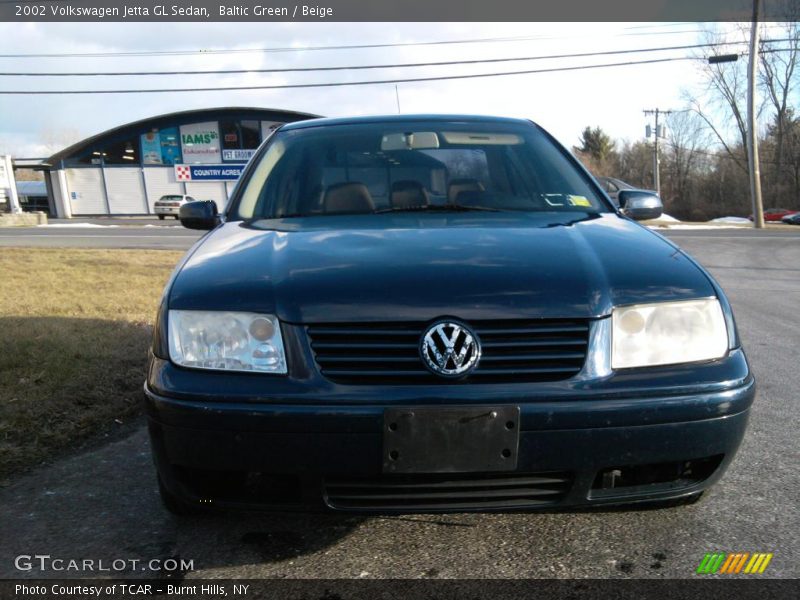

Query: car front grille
307,319,590,384
324,471,573,511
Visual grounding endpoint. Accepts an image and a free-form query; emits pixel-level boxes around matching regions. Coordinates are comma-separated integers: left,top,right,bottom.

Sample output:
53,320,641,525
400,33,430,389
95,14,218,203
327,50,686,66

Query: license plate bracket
382,406,520,473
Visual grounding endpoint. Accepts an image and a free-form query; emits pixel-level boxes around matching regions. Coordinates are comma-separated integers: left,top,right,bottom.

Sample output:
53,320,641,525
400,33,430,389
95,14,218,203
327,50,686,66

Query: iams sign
182,132,218,145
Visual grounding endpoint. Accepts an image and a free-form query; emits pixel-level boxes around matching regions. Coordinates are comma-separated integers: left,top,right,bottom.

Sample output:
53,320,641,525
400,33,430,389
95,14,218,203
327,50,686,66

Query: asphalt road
1,217,799,250
0,226,798,580
0,220,201,250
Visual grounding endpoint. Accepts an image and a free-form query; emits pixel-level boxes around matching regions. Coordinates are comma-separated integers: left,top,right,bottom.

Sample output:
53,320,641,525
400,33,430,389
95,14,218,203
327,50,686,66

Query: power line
0,42,795,95
0,28,721,59
0,33,637,59
0,40,772,77
0,55,698,94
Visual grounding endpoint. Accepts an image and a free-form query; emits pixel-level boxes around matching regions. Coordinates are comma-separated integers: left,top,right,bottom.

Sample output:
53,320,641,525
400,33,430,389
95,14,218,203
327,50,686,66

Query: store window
220,120,240,150
241,120,261,149
103,138,140,165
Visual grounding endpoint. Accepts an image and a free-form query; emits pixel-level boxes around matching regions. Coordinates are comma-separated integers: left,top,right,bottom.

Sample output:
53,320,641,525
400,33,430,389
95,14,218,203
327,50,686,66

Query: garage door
185,181,227,212
66,168,107,215
105,168,148,214
143,167,184,213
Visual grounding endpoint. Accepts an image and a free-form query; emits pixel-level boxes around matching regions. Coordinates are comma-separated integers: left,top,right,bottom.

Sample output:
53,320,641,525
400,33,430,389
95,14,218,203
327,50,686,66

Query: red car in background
749,208,796,222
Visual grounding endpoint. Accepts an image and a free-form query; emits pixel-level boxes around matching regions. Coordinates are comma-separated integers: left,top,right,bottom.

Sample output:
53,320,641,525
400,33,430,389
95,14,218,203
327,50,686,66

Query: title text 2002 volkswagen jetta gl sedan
144,115,754,514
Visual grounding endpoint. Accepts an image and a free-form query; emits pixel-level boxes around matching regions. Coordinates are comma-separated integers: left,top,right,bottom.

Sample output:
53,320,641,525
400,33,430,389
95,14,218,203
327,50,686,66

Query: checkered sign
175,165,191,181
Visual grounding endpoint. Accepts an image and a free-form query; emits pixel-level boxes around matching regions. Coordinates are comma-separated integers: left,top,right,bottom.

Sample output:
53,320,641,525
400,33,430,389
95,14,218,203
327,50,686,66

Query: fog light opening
592,455,724,493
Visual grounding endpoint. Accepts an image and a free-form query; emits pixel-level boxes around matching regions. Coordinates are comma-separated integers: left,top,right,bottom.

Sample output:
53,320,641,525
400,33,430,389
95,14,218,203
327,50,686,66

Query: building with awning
39,107,319,218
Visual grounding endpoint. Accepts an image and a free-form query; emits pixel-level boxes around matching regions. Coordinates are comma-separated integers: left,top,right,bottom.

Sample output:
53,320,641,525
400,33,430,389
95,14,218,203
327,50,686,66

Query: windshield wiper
373,203,506,214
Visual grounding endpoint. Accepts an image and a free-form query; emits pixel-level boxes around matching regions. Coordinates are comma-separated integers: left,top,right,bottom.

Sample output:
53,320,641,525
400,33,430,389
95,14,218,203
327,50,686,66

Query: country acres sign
175,164,246,182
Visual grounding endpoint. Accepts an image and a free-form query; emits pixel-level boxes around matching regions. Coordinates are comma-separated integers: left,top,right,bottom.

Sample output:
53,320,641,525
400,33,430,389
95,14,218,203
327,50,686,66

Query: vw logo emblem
420,320,481,378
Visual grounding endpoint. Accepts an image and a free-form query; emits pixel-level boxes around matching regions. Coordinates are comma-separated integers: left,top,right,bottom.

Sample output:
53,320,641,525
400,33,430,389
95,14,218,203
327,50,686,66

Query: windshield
233,121,610,219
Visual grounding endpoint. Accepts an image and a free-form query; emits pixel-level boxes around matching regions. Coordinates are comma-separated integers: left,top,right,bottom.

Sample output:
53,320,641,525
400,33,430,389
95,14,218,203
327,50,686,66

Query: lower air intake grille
324,471,573,511
307,319,590,384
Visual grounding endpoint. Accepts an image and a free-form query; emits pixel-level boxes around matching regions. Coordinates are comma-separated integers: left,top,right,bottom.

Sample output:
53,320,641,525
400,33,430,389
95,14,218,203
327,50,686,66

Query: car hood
169,212,715,322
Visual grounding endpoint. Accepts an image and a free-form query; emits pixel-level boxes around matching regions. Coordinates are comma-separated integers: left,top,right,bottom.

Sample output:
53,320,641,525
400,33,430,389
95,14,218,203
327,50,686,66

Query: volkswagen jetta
145,115,754,514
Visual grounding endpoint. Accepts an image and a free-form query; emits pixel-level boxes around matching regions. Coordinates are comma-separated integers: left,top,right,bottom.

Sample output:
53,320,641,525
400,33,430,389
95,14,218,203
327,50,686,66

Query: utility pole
0,155,21,214
395,85,402,114
747,0,765,228
643,108,671,196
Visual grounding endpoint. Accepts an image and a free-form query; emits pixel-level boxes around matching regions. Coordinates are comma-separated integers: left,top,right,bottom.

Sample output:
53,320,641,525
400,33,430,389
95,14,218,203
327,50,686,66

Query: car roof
280,114,535,131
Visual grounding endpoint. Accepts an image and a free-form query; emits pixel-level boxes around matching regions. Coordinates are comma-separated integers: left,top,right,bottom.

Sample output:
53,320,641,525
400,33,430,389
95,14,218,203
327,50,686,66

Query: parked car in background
781,211,800,225
595,176,635,206
146,114,753,515
154,194,195,220
749,208,795,222
595,176,660,209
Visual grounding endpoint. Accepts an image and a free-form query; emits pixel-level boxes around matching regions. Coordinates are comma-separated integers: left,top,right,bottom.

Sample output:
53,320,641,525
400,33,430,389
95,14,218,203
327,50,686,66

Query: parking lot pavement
0,231,798,579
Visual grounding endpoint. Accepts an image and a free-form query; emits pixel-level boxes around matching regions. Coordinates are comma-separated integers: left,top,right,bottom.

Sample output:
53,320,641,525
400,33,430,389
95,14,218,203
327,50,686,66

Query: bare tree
759,16,799,203
662,111,713,215
39,126,83,156
685,25,753,174
615,141,653,189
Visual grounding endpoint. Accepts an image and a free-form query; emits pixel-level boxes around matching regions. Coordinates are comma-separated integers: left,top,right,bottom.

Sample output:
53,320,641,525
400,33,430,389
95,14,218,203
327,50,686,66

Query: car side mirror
179,200,219,230
618,190,663,221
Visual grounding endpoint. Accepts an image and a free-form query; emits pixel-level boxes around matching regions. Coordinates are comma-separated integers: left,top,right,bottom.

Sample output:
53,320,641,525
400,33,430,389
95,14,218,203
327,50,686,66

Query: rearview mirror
381,132,440,151
179,200,219,230
618,190,663,221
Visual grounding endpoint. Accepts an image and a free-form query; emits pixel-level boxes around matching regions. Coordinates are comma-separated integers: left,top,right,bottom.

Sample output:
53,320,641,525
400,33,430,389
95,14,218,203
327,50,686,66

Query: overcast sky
0,21,756,157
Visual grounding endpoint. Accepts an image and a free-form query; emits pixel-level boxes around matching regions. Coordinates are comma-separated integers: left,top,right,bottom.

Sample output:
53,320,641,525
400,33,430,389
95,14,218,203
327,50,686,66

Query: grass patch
0,248,184,479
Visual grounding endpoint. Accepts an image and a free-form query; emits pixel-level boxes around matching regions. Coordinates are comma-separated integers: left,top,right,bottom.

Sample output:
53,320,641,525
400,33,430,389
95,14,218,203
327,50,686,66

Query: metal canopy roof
45,106,321,167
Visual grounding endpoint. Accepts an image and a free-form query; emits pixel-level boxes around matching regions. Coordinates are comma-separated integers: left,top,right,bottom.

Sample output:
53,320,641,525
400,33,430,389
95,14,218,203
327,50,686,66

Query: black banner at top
0,0,794,23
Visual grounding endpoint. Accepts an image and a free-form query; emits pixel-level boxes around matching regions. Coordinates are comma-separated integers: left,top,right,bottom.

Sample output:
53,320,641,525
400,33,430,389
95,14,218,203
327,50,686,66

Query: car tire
157,476,202,516
157,215,165,220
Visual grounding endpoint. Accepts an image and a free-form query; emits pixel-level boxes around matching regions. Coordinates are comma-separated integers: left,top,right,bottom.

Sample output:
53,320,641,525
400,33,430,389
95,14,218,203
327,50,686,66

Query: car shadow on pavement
0,420,367,579
0,316,365,578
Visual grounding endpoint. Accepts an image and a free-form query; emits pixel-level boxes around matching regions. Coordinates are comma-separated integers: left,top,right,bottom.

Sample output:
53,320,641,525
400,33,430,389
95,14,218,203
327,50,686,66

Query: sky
0,21,761,157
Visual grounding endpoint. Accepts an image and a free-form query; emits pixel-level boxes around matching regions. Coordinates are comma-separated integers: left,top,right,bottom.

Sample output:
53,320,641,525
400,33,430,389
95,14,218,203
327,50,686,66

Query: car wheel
157,476,203,516
157,215,165,220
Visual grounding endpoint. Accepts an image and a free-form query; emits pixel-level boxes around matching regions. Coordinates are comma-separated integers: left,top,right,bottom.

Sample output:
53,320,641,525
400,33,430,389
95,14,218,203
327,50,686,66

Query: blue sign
159,127,182,165
185,164,245,181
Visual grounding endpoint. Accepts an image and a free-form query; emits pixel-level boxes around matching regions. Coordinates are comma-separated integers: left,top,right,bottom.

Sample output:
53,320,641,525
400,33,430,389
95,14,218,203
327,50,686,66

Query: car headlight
611,298,728,369
168,310,287,374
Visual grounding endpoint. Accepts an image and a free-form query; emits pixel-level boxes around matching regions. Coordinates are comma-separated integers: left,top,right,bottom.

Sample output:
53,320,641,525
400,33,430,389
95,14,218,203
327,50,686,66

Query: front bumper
144,356,754,512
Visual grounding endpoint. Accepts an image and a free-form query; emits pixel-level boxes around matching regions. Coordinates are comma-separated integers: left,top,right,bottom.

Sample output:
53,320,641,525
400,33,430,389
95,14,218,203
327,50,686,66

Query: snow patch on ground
648,224,744,230
654,213,680,222
37,223,119,228
709,216,751,224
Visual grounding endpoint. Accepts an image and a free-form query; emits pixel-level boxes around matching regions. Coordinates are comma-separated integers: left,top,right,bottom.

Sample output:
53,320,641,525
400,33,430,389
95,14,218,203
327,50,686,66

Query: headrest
448,178,485,204
390,180,429,209
323,182,375,214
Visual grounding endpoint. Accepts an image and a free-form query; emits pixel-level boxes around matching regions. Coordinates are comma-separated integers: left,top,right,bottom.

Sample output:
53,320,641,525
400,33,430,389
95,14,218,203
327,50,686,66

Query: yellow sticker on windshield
568,195,592,207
